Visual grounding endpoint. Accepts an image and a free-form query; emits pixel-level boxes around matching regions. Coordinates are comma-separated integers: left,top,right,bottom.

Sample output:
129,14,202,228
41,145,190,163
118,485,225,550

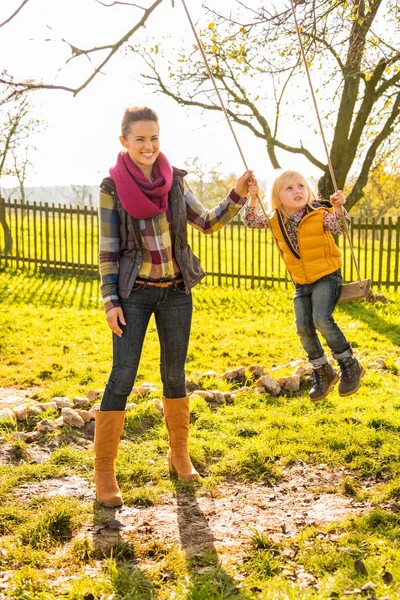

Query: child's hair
121,106,159,139
267,170,319,221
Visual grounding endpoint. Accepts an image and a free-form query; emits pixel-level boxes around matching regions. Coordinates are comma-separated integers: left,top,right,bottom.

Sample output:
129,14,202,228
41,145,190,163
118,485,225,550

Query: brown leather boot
163,397,200,482
94,410,125,507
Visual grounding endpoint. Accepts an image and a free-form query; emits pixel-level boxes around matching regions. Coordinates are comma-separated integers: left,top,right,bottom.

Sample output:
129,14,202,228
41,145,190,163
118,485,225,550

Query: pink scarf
109,151,173,219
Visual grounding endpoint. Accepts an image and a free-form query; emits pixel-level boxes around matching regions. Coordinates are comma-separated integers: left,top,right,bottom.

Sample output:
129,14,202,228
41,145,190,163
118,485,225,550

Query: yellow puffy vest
269,204,342,285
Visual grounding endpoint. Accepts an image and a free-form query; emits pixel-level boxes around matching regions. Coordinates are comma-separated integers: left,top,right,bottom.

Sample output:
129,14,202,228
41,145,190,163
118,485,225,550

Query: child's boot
337,351,365,396
309,363,339,402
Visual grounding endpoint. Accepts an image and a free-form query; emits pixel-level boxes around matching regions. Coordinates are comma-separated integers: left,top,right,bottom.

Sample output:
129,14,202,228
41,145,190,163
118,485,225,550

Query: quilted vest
269,204,342,284
100,167,205,298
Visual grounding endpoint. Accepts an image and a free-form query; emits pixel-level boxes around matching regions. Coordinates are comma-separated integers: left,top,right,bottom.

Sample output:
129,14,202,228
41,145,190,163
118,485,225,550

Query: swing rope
179,0,387,303
288,0,363,287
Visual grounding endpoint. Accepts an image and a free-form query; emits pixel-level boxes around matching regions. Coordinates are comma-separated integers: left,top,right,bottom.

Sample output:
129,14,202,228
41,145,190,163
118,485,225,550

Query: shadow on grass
92,502,155,599
174,479,252,599
338,300,400,347
0,268,101,310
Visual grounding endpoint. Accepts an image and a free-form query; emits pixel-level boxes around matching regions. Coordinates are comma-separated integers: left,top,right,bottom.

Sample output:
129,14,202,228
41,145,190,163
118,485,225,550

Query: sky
0,0,328,188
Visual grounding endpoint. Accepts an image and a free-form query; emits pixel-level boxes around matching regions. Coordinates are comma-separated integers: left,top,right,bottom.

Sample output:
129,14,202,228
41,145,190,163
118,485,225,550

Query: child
243,170,364,401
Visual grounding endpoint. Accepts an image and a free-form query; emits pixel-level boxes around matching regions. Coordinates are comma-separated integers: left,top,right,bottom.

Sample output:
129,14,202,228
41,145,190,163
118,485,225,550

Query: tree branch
347,92,400,209
0,0,164,96
94,0,146,8
0,0,30,29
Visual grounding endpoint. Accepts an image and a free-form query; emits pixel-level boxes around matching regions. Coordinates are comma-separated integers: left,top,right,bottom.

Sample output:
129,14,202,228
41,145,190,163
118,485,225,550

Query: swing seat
338,279,372,304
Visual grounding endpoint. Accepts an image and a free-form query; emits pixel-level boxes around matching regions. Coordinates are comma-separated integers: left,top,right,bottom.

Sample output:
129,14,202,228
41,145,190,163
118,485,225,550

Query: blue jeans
293,270,350,364
100,282,192,411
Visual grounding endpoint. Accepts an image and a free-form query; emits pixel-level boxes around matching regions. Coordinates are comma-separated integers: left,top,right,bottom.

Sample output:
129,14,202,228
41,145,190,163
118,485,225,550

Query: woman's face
120,120,160,173
279,175,309,216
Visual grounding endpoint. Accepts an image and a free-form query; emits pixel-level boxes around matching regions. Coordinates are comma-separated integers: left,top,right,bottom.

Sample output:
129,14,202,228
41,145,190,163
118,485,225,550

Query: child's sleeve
242,205,270,229
323,208,350,235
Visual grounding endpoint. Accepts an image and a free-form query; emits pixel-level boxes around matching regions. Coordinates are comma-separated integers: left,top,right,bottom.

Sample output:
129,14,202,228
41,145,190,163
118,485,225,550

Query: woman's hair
267,170,318,220
121,106,159,139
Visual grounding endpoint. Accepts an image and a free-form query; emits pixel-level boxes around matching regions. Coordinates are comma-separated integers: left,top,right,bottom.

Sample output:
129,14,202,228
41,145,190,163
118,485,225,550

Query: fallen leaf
382,571,393,584
354,559,367,575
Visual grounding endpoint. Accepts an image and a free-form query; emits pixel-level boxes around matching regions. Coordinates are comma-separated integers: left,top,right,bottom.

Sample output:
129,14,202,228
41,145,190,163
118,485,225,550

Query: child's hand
248,178,260,201
330,190,346,210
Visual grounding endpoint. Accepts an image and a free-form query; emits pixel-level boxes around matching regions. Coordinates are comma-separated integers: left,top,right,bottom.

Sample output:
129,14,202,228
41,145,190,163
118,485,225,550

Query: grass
0,268,400,598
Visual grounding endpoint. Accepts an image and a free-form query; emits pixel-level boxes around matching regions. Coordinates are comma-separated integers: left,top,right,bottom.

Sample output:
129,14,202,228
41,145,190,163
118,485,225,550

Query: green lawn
0,269,400,599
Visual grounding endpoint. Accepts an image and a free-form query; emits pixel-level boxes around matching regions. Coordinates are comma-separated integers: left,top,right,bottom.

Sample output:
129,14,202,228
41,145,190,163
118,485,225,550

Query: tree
0,84,44,192
136,0,400,210
0,0,165,103
184,156,238,208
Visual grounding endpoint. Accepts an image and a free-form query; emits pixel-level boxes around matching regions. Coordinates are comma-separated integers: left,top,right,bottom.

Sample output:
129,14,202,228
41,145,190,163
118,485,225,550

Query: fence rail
1,198,399,289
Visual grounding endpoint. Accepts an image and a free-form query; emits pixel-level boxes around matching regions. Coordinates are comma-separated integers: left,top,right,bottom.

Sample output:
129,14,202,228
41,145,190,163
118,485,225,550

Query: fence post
0,197,13,254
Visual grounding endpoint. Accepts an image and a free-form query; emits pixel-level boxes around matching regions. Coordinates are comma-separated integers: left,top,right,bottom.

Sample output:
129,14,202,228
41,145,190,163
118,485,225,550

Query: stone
303,363,313,375
73,397,89,408
199,370,219,380
11,432,31,442
12,404,28,421
185,378,198,393
61,408,85,428
208,390,225,405
125,403,138,412
39,401,58,412
289,359,304,368
153,399,163,414
27,406,43,417
52,397,73,409
222,391,233,403
136,386,152,397
255,376,281,396
75,410,93,423
277,375,301,393
28,431,42,442
369,359,386,369
292,365,307,377
234,386,254,394
221,367,246,382
0,408,16,423
248,365,266,378
37,419,58,433
256,386,266,394
86,390,100,402
55,416,64,427
89,403,100,418
192,390,214,401
0,436,7,444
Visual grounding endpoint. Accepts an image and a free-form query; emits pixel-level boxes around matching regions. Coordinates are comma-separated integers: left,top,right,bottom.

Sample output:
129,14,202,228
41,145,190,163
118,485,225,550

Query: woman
96,106,252,507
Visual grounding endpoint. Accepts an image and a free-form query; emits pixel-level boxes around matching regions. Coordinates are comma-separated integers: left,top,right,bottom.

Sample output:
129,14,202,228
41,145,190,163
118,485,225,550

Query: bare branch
0,0,164,96
94,0,146,8
0,0,30,29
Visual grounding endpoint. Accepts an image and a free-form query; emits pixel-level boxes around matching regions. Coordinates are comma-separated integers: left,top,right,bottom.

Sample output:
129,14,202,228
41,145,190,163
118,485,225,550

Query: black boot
338,355,365,396
309,363,339,402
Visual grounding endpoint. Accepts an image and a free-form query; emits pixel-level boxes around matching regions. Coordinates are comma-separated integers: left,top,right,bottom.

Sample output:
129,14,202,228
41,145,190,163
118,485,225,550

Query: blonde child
243,170,364,401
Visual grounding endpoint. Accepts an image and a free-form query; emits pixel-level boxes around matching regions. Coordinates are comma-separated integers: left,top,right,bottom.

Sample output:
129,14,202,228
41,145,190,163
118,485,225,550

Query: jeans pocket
173,282,189,295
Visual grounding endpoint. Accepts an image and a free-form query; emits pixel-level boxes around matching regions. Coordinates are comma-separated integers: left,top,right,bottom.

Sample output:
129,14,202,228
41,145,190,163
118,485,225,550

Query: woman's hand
106,307,126,337
330,190,346,213
234,170,254,198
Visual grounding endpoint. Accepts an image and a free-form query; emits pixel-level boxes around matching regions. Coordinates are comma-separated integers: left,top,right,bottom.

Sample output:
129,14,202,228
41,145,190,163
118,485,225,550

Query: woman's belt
135,278,184,288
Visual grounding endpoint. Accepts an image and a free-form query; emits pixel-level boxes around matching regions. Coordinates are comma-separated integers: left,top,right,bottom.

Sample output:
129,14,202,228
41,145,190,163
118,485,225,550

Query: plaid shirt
99,182,246,312
242,205,350,253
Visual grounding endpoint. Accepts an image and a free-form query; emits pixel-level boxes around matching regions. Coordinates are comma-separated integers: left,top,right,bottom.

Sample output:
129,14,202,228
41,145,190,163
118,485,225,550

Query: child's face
279,176,309,216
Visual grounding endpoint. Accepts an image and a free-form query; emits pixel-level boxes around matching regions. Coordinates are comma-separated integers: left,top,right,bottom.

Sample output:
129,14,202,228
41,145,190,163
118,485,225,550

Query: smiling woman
94,105,254,508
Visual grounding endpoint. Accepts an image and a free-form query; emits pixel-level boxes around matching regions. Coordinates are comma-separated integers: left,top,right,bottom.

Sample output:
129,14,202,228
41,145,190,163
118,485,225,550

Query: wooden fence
0,198,399,289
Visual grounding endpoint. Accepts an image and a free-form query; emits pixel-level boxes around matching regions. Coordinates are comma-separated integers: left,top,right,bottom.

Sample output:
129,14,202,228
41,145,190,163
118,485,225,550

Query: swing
179,0,389,305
